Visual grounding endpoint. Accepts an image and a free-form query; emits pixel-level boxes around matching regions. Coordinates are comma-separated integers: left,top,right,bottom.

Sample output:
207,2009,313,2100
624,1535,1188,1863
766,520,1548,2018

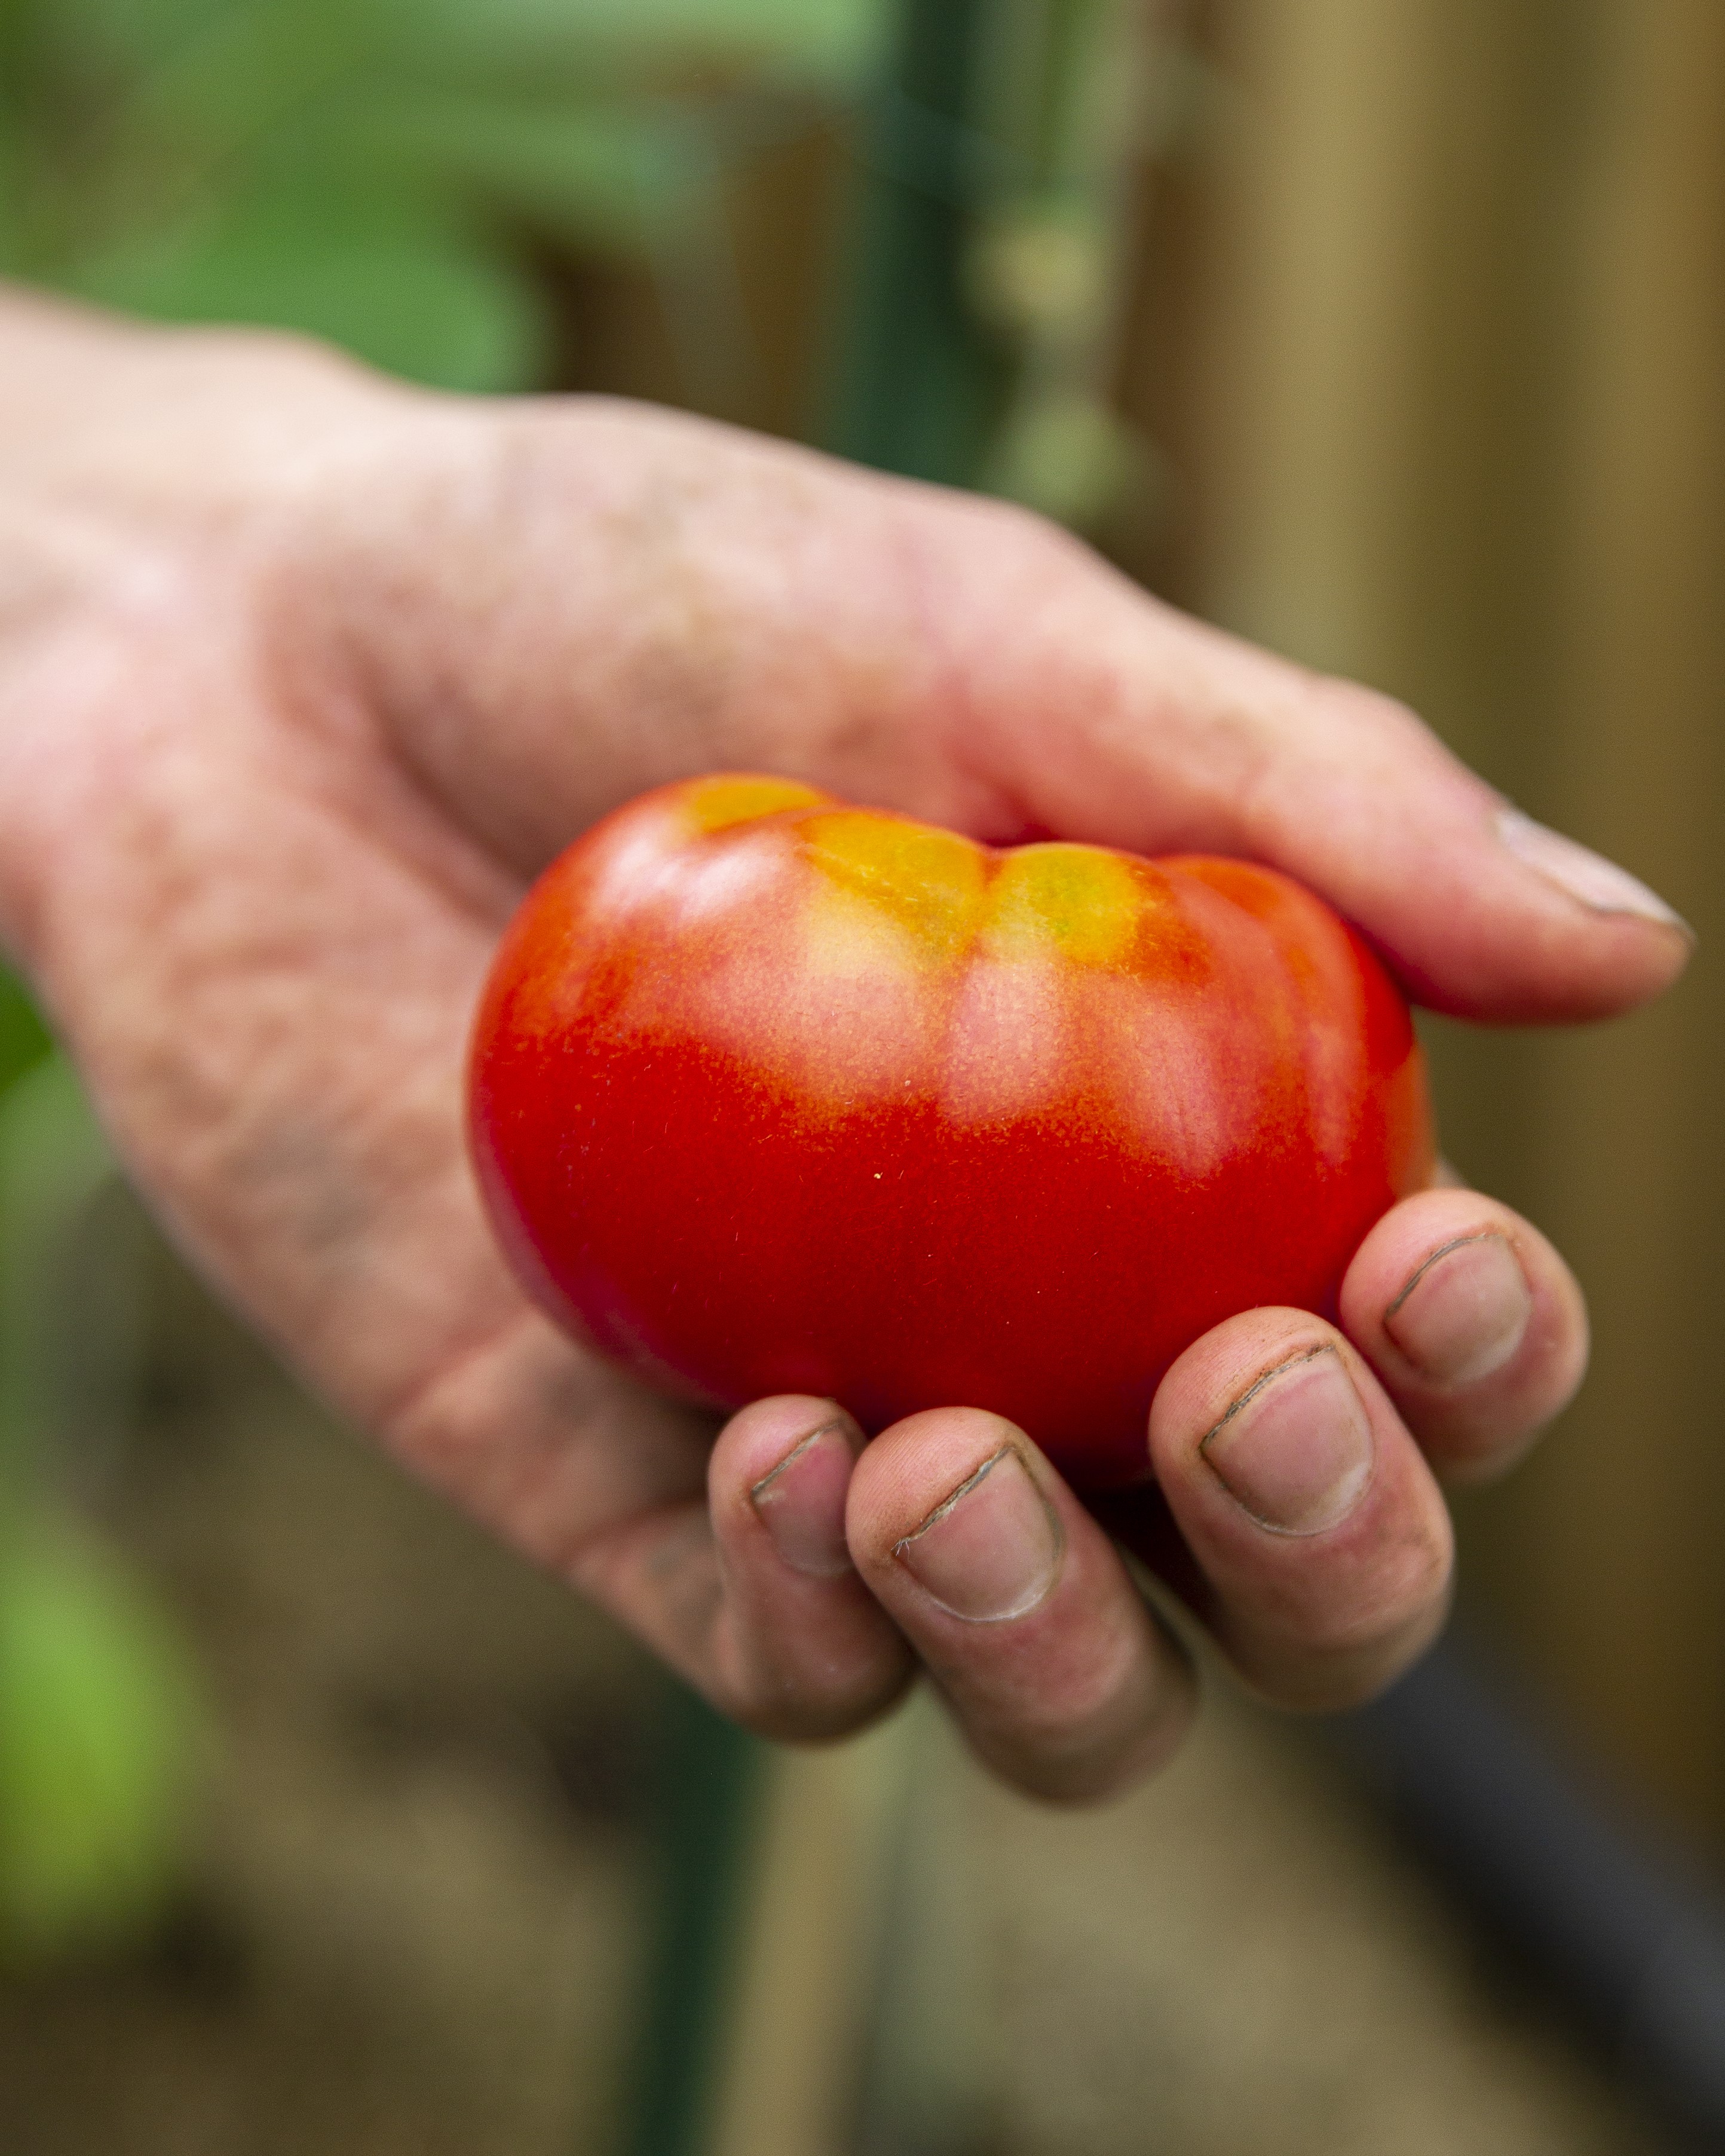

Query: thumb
929,527,1690,1024
339,399,1689,1025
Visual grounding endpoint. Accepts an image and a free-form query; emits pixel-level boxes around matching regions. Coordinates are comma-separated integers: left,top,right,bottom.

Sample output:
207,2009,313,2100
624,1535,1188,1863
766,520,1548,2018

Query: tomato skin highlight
468,776,1433,1492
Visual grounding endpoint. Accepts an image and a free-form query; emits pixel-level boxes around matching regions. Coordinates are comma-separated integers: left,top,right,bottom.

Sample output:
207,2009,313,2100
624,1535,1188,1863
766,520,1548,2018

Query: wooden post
1190,0,1725,1845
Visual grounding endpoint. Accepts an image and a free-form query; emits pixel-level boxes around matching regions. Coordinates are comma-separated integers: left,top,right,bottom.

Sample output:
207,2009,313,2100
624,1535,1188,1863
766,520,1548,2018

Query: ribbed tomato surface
468,775,1431,1491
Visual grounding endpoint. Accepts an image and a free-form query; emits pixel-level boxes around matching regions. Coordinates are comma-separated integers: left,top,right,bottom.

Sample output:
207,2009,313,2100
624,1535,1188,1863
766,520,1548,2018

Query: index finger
844,1407,1196,1803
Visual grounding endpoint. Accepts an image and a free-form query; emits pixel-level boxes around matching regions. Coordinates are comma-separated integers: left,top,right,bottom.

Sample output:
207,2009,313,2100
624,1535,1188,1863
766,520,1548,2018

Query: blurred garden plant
0,982,206,1963
0,0,1158,500
0,0,886,391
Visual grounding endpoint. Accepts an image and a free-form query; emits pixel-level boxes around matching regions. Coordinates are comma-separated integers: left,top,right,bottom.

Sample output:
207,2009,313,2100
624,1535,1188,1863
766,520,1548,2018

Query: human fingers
323,398,1689,1026
697,1395,914,1740
1337,1188,1588,1482
1144,1310,1454,1711
966,581,1693,1025
843,1408,1195,1803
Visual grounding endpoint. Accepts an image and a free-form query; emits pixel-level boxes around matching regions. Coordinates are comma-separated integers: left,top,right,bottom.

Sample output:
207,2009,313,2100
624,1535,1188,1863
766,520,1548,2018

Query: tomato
468,775,1432,1492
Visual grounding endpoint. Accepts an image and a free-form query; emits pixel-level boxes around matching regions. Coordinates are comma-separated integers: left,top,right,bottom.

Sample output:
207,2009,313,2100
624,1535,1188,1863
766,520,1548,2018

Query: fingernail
1497,807,1691,936
1384,1230,1532,1386
894,1444,1062,1622
750,1419,860,1578
1200,1346,1373,1536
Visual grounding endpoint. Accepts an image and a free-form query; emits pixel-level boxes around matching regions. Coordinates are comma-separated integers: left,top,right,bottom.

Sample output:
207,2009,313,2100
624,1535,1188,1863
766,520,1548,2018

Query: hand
0,292,1688,1801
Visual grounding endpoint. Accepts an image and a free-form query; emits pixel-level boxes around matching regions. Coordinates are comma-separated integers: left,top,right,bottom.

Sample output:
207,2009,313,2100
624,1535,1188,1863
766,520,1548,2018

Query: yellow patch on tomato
986,844,1146,966
799,811,987,958
684,774,828,834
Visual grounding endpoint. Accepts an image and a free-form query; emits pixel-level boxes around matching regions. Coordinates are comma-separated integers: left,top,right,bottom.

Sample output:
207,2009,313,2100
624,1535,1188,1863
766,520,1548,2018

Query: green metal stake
617,4,1156,2148
825,0,1008,486
622,1685,764,2156
617,9,1006,2151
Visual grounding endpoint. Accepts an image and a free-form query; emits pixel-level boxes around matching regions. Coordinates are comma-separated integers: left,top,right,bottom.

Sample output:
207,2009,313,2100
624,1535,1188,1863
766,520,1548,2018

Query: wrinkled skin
0,288,1688,1801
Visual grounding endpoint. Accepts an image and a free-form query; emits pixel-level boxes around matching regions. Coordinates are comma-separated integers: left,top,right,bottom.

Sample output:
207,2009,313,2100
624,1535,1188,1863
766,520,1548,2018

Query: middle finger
846,1408,1195,1803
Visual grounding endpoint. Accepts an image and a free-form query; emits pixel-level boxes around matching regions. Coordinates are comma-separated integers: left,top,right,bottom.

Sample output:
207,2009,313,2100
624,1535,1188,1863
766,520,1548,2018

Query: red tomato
468,776,1432,1492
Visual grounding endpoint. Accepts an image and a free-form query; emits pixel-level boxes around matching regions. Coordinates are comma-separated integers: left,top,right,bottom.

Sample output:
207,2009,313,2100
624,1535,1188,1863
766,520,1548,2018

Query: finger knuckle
963,1627,1191,1803
1248,1512,1453,1680
1245,1548,1453,1711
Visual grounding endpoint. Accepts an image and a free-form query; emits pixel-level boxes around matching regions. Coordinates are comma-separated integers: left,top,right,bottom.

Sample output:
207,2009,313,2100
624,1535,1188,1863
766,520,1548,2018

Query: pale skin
0,288,1690,1802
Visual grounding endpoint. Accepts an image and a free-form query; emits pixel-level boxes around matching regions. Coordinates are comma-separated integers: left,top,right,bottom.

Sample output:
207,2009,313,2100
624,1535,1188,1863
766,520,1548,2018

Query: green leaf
0,1514,206,1961
0,1058,205,1964
0,1055,115,1492
405,0,886,89
361,91,701,258
71,177,550,391
0,973,52,1101
2,0,889,328
20,0,259,76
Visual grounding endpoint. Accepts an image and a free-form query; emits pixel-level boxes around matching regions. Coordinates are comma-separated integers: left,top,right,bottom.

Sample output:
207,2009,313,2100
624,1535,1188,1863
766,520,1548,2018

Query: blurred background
1,1,1721,2151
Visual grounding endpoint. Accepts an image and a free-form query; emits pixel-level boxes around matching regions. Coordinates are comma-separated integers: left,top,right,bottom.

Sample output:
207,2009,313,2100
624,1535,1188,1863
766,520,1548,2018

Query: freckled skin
469,776,1433,1491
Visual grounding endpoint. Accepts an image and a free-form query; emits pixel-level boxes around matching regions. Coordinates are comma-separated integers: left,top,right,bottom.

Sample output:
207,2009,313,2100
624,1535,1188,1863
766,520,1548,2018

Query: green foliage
0,1056,124,1454
0,972,51,1098
0,1050,209,1963
79,176,550,394
0,1517,204,1961
0,0,886,390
